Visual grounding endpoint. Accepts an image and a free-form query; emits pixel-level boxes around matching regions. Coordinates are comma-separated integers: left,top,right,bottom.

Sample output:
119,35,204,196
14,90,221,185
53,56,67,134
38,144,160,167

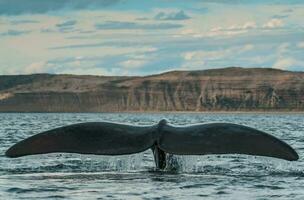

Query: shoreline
0,111,304,114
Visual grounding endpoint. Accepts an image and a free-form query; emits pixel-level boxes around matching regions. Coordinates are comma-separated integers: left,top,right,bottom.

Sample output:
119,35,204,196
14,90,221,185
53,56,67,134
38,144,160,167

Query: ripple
253,184,284,190
7,187,61,194
0,113,303,200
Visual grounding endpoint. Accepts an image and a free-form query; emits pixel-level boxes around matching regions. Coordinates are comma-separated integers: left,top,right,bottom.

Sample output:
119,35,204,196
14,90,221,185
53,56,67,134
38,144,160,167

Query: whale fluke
159,123,299,161
5,120,298,169
5,122,156,158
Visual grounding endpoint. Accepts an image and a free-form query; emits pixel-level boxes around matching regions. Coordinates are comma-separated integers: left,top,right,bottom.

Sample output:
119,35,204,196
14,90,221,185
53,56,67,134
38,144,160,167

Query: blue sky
0,0,303,75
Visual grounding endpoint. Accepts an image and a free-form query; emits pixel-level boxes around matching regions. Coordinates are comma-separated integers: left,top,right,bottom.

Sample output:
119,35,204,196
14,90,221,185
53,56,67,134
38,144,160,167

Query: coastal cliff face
0,67,303,112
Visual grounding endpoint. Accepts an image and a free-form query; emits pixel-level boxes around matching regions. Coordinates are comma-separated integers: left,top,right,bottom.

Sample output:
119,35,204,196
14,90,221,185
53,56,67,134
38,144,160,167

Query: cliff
0,67,303,112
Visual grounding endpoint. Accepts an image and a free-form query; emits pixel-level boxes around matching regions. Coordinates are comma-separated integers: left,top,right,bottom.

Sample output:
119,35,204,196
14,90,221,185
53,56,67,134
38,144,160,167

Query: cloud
272,42,304,70
207,18,286,38
198,0,304,5
24,61,49,74
180,44,255,70
120,59,147,69
180,44,260,70
211,21,257,32
241,21,257,29
136,17,149,21
56,20,77,27
118,48,156,69
277,43,290,54
178,24,252,39
182,44,254,62
191,21,258,38
95,21,183,30
273,57,298,70
10,19,39,25
39,20,78,33
55,20,77,32
49,43,104,50
22,59,113,75
0,1,303,76
272,14,289,19
49,37,160,51
282,8,293,13
202,18,283,38
22,56,108,75
40,28,54,33
57,67,110,76
263,18,284,29
154,10,190,20
297,42,304,48
0,0,121,15
0,29,31,36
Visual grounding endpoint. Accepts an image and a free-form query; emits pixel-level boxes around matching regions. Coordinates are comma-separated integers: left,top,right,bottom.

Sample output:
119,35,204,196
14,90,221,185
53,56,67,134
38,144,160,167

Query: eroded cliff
0,67,303,112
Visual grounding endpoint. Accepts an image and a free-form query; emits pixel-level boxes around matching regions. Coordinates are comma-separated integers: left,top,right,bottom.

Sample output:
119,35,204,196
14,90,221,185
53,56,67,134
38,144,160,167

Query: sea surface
0,113,303,200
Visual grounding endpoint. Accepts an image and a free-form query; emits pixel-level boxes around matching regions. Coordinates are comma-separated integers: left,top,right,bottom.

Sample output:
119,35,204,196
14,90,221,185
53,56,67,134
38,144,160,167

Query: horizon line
1,66,302,77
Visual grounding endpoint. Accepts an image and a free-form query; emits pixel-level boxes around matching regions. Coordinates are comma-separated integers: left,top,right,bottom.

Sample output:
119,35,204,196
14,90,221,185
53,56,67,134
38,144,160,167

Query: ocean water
0,113,303,200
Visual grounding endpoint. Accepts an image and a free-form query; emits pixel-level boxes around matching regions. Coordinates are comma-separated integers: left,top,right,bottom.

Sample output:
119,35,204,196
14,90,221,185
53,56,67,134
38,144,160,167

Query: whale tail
5,121,298,169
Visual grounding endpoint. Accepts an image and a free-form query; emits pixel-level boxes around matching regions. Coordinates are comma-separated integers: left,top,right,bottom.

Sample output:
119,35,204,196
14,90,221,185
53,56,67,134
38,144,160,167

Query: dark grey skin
6,119,299,170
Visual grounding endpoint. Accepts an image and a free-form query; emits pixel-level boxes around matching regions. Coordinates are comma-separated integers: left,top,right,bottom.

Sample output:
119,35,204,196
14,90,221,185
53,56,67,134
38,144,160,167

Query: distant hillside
0,67,303,112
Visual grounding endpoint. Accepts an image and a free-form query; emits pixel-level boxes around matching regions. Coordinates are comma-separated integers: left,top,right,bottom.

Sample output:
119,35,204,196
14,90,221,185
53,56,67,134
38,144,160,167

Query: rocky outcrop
0,67,303,112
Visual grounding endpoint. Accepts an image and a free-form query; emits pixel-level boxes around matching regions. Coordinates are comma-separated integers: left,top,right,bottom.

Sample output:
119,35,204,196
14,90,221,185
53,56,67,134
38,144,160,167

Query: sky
0,0,303,76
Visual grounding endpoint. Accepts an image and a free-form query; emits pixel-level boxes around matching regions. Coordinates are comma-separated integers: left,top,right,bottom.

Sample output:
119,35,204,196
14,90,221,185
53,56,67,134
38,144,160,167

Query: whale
5,119,299,170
